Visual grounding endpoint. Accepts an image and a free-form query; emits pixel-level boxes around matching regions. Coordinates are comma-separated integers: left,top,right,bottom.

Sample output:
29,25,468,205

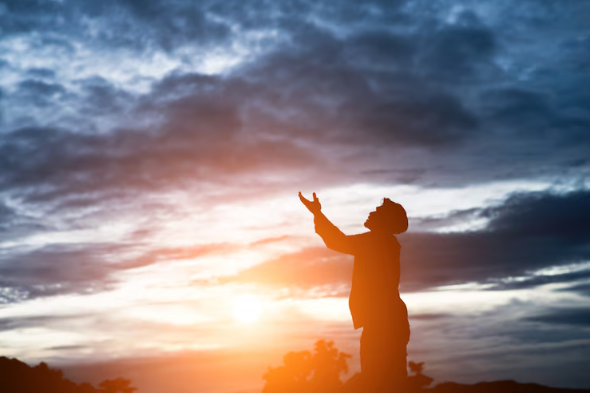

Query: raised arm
299,192,361,255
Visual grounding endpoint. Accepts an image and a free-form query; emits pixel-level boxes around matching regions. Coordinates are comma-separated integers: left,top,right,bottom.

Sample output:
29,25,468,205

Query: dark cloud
17,79,65,98
410,207,480,231
11,79,68,112
524,307,590,327
0,121,316,207
0,315,81,331
555,283,590,297
26,67,56,79
48,345,89,351
0,201,17,227
346,30,415,68
403,293,590,388
467,299,590,343
480,189,589,239
409,313,451,321
399,189,589,290
0,0,232,51
0,200,49,241
76,77,136,116
0,0,587,210
418,12,499,82
231,17,484,149
0,243,126,300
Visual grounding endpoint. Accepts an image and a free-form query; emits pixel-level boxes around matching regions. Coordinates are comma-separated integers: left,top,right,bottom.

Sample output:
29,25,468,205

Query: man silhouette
299,192,410,392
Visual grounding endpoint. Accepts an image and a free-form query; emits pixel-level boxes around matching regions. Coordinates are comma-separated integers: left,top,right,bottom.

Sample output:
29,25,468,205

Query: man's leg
360,326,408,392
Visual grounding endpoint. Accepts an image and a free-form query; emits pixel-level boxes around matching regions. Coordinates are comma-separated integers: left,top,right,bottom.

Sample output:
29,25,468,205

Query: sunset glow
233,295,265,324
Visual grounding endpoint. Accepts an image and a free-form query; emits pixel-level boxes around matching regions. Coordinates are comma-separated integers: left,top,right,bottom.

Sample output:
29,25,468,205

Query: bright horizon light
233,294,265,324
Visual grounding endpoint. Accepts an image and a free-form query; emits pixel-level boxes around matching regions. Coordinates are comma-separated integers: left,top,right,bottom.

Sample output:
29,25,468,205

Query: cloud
248,235,291,247
0,200,50,244
220,247,352,293
399,189,589,290
555,283,590,297
406,295,590,388
0,122,317,208
409,313,451,321
0,241,236,302
485,269,590,291
0,243,128,301
480,189,589,238
17,79,66,99
420,12,498,80
0,201,19,229
0,0,588,353
524,307,590,327
0,0,232,51
1,0,588,215
0,314,81,332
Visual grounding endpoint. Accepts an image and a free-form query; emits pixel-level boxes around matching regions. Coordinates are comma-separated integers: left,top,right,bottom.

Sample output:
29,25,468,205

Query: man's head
364,198,408,234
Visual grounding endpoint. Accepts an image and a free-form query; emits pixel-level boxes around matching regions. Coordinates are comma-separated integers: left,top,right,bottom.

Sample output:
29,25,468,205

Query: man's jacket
314,212,408,330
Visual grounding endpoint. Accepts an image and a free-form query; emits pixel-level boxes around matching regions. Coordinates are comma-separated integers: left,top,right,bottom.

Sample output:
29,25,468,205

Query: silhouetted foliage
99,377,137,393
264,341,589,393
0,356,137,393
341,359,433,392
406,361,434,391
263,340,351,393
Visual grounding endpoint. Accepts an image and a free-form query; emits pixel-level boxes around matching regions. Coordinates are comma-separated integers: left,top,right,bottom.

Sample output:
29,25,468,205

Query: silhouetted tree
263,340,351,393
99,377,138,393
0,356,136,393
406,361,433,391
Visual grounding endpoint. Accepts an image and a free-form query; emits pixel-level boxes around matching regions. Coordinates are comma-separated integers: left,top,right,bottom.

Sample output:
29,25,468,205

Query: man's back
349,232,404,330
313,215,406,330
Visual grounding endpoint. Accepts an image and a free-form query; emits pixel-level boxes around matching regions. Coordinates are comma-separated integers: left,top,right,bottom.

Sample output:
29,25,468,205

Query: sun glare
233,295,264,324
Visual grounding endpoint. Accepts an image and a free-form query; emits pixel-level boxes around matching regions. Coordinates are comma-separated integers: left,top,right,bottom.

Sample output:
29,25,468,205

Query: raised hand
299,192,322,214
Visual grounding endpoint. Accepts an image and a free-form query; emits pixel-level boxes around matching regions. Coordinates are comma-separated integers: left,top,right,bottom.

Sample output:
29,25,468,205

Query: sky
0,0,590,392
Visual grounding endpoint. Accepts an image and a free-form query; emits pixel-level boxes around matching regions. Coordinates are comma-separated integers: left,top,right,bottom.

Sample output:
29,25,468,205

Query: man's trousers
360,319,410,392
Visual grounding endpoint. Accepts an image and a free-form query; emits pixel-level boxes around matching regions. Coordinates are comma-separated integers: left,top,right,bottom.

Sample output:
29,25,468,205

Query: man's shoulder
352,232,401,247
366,232,402,248
351,232,372,240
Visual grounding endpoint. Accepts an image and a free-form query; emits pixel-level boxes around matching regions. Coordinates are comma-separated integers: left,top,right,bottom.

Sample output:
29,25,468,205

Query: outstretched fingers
299,191,321,214
299,191,310,206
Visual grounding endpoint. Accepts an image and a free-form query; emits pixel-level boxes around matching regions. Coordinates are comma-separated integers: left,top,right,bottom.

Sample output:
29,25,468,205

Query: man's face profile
364,205,386,231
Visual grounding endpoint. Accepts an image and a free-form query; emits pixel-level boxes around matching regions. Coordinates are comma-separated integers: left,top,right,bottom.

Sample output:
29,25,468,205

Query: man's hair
380,198,408,234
